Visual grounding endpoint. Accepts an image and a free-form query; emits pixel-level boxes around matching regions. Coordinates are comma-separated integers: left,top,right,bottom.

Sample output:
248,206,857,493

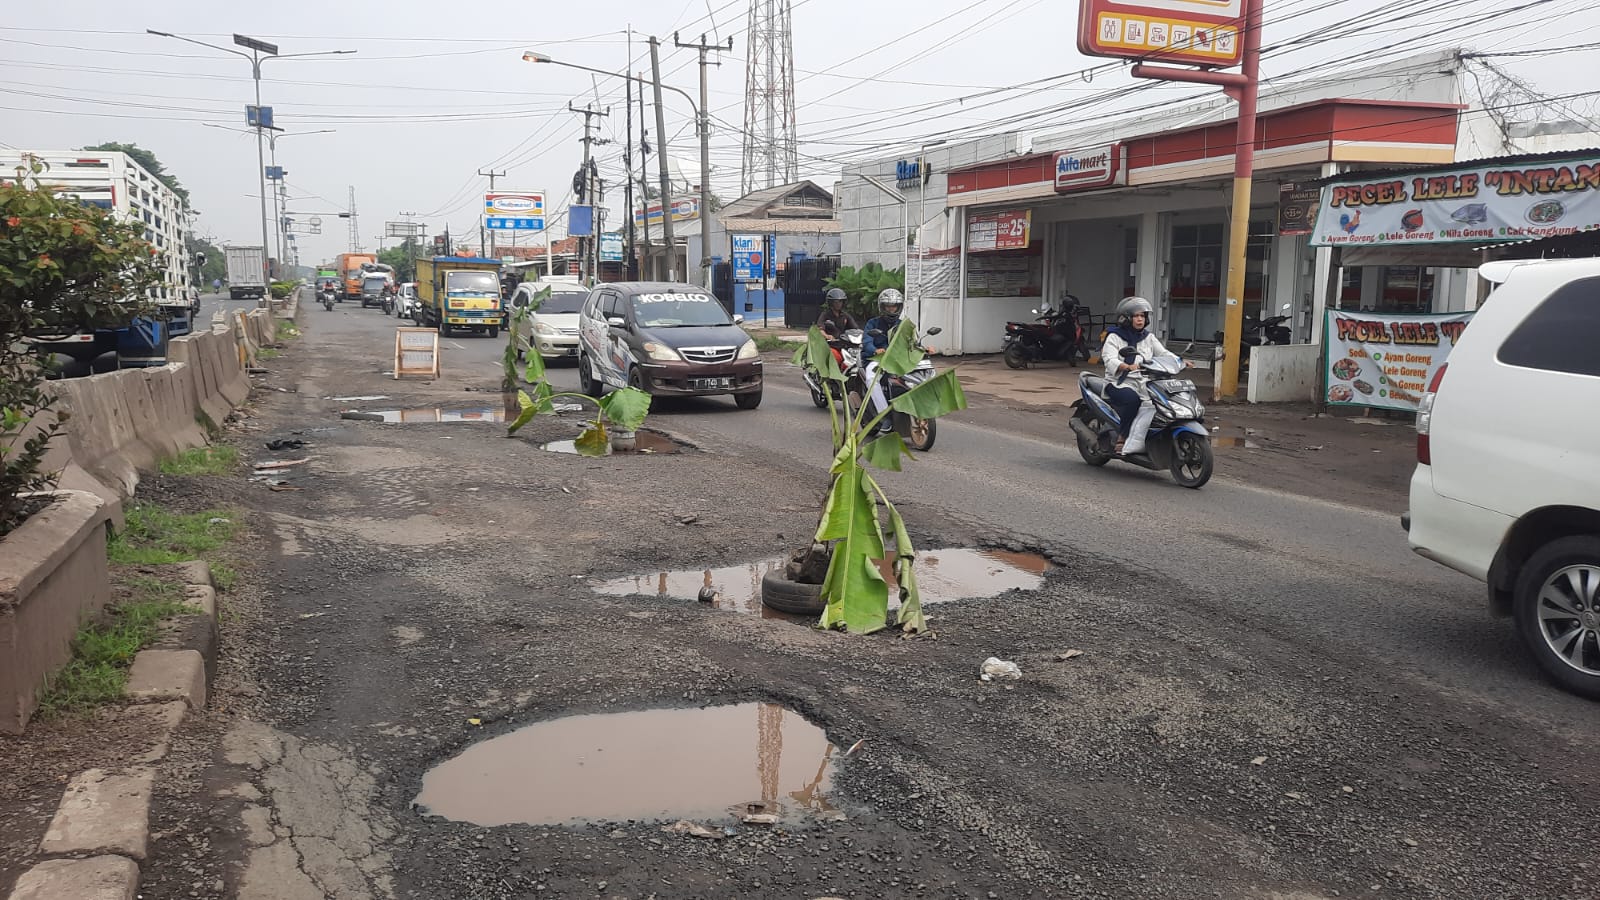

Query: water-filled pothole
539,431,683,455
414,703,837,827
343,407,507,424
593,548,1050,613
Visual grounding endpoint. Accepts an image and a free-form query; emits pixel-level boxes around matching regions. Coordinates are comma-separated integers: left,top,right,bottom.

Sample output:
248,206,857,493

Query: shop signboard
1077,0,1248,68
1053,144,1125,192
1310,153,1600,247
731,234,765,281
967,209,1032,252
1277,182,1320,236
633,197,701,226
599,232,623,262
484,192,545,231
1323,309,1473,412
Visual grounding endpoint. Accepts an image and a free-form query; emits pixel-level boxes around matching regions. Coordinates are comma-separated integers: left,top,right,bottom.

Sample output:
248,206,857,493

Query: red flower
4,216,17,227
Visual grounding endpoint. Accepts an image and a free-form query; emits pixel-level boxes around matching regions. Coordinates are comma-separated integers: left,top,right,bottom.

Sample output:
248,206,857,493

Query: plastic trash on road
979,657,1022,681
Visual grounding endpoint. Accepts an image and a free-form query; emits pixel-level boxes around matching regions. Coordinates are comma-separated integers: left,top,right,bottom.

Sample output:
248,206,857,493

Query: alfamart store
924,96,1464,357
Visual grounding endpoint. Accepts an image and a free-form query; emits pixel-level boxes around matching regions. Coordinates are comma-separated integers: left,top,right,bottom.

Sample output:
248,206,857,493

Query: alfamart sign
1310,153,1600,247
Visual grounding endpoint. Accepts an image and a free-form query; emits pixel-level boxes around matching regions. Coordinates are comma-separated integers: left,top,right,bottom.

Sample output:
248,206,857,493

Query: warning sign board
1078,0,1248,67
395,328,440,378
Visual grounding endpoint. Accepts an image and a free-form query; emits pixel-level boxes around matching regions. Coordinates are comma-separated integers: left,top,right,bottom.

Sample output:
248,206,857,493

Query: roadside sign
599,232,624,262
395,328,440,379
1077,0,1248,67
731,234,765,280
966,209,1032,252
484,192,545,231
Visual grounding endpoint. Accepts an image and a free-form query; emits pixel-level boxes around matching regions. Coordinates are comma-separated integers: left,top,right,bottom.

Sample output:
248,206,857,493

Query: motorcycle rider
861,289,906,433
816,287,859,333
1100,296,1178,456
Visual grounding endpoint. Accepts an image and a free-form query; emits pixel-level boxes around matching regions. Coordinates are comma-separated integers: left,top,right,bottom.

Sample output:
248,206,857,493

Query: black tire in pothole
760,570,825,616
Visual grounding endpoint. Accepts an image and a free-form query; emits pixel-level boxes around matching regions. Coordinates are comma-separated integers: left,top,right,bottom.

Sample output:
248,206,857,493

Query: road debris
663,820,724,839
844,739,866,757
742,813,779,826
1251,756,1268,766
253,459,310,470
979,657,1022,681
1055,649,1084,661
265,438,306,451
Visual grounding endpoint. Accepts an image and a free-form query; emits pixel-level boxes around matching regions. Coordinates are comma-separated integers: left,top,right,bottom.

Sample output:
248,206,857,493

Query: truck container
225,245,267,300
415,256,505,337
336,252,377,301
1,149,199,372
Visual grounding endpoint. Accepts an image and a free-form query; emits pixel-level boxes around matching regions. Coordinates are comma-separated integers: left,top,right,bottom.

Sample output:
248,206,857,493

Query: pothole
414,703,839,827
342,407,507,424
593,548,1051,613
539,431,683,455
1213,436,1263,449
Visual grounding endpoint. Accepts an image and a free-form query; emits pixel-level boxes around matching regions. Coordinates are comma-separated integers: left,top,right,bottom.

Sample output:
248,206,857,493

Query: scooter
321,288,336,311
1002,296,1088,369
857,325,943,452
1068,347,1213,488
802,322,862,409
380,289,395,316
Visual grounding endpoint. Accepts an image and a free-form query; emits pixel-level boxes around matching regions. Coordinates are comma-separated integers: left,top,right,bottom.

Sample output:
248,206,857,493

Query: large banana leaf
574,421,611,457
805,326,845,383
861,431,912,472
876,319,926,376
885,500,928,634
598,386,651,432
889,368,968,420
815,465,889,633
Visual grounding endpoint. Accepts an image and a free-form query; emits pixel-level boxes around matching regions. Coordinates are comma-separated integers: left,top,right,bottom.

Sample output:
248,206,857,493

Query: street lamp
523,48,708,286
203,124,335,268
147,29,353,285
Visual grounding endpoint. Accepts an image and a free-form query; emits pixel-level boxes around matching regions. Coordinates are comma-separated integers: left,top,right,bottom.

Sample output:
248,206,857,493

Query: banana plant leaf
815,465,889,633
507,389,539,435
861,431,912,472
805,326,845,383
889,368,967,420
597,386,651,432
885,502,928,634
574,421,611,457
876,319,926,376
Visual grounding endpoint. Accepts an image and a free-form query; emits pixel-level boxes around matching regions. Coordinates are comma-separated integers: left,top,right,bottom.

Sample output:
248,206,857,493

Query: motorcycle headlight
736,340,759,360
1193,400,1205,419
643,341,680,362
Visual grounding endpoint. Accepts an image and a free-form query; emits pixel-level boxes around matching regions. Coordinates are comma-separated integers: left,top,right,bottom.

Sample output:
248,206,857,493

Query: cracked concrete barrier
207,327,250,408
46,372,143,497
7,855,139,900
38,767,153,860
125,649,207,709
170,332,230,427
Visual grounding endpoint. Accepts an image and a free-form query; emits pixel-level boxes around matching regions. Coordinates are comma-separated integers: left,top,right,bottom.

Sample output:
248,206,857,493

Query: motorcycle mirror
1030,308,1039,315
869,329,887,340
822,320,839,336
926,326,942,336
1281,303,1292,311
1119,346,1138,361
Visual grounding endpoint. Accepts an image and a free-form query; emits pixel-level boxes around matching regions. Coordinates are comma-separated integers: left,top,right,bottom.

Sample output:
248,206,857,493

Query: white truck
225,245,268,301
1,149,199,372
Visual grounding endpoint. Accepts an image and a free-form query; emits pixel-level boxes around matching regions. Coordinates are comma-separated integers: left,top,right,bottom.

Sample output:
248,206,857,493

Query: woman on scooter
1100,296,1177,456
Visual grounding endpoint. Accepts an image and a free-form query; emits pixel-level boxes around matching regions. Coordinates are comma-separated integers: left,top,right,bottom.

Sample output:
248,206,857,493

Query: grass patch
159,446,238,476
258,348,281,360
210,561,238,592
754,333,796,352
35,577,197,716
275,321,299,341
109,504,237,565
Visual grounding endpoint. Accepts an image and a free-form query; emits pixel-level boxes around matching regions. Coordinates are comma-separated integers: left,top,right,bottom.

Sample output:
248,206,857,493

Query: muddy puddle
414,703,838,827
1213,437,1263,449
342,407,507,424
539,431,683,456
593,548,1050,614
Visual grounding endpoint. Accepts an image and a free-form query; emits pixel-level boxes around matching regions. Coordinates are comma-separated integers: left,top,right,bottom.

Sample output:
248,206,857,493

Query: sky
3,0,1597,266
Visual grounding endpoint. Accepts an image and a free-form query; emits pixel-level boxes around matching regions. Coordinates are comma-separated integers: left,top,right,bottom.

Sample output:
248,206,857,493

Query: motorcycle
1002,296,1088,369
1068,347,1213,488
320,288,336,311
380,289,395,316
1216,303,1293,372
802,322,862,409
855,325,943,452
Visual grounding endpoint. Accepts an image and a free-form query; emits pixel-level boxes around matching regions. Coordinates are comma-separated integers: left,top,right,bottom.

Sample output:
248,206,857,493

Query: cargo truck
224,245,268,301
415,256,505,337
337,252,377,301
2,149,200,373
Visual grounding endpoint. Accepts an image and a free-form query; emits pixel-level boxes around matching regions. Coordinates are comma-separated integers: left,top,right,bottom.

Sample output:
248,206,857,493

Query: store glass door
1167,223,1224,342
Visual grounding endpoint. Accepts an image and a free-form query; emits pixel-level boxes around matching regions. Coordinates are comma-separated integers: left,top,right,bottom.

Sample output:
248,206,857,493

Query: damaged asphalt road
137,307,1600,899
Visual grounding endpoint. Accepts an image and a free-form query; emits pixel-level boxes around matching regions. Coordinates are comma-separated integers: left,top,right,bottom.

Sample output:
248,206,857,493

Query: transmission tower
741,0,797,195
347,186,361,253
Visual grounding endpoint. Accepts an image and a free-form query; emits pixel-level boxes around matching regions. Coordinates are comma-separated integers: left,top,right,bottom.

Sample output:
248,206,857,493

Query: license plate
690,377,735,390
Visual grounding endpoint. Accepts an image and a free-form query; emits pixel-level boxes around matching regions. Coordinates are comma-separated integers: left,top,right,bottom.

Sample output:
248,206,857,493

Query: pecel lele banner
1323,309,1473,412
1310,153,1600,247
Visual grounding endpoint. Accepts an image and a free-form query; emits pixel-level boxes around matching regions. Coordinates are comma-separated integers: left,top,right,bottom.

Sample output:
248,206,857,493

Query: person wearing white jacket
1099,296,1178,456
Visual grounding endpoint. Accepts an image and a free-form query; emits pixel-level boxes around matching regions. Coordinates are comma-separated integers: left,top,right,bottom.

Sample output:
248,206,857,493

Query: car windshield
362,277,387,290
540,291,588,314
447,271,499,294
629,291,731,327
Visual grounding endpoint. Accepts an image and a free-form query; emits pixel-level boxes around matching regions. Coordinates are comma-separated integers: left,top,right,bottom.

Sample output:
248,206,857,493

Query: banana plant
793,320,966,634
502,289,651,455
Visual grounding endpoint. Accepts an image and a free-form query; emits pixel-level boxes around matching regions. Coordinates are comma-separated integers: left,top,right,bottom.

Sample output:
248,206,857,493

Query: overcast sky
4,0,1595,265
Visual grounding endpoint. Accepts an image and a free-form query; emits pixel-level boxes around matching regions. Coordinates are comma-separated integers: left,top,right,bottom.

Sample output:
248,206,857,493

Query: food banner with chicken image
1309,152,1600,247
1323,310,1473,412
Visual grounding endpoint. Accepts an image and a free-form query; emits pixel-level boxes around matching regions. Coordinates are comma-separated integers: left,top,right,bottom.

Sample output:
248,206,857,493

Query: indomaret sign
1078,0,1249,67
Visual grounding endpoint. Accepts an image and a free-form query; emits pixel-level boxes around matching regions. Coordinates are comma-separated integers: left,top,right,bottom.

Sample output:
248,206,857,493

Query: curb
4,562,218,900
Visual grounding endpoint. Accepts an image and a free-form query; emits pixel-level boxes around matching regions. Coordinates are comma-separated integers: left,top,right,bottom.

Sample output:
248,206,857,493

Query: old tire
735,390,762,410
760,570,825,616
1514,536,1600,700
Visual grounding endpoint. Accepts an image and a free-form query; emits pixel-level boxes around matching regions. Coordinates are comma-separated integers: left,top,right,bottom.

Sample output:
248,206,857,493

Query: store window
1167,223,1224,341
1378,266,1434,313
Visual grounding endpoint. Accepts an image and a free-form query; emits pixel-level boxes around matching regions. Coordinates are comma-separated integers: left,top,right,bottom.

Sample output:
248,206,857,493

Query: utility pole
649,36,677,281
347,186,360,253
637,71,654,280
568,102,609,283
477,167,506,259
674,31,733,290
624,35,638,281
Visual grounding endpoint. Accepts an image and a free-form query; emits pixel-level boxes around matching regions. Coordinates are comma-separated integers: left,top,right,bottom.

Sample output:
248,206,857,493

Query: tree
1,159,165,533
186,236,227,286
378,239,419,282
80,143,189,206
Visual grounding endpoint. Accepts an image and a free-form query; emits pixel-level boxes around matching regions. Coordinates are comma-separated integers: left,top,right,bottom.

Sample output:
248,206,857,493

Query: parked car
1406,257,1600,699
577,282,762,409
510,282,590,363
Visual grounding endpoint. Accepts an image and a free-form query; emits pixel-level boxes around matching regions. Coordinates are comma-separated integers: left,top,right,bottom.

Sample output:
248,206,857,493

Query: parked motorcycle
1002,296,1088,369
856,325,943,452
802,321,862,408
1068,349,1213,488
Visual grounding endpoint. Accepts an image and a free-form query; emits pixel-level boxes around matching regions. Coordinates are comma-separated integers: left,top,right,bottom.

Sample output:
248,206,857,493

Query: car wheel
1514,536,1600,700
627,366,650,393
760,570,825,616
578,354,602,397
735,390,762,410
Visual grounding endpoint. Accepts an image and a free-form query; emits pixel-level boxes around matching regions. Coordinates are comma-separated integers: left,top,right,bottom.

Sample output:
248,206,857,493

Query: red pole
1216,0,1264,399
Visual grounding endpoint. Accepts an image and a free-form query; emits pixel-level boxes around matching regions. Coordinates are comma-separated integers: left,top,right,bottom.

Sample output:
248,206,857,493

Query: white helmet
1116,296,1154,320
877,288,904,316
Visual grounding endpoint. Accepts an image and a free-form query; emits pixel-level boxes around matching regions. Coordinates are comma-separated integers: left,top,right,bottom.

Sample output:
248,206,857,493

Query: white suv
1408,257,1600,698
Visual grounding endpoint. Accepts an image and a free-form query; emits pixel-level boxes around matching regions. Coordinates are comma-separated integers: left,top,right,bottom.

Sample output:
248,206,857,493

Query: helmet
1116,296,1154,323
824,287,848,305
877,288,904,316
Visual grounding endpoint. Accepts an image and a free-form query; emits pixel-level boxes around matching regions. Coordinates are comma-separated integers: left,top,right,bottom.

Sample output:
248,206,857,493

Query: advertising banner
731,234,766,281
1277,182,1320,236
633,197,700,226
599,232,623,262
967,209,1032,252
1323,309,1473,411
1310,153,1600,247
1077,0,1247,67
484,192,545,231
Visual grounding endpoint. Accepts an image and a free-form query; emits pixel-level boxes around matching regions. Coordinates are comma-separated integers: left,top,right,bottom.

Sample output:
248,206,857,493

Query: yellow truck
414,256,506,338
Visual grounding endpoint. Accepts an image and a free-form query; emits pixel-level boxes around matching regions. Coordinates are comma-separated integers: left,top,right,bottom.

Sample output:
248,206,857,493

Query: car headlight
533,321,558,336
736,340,758,360
643,341,680,362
